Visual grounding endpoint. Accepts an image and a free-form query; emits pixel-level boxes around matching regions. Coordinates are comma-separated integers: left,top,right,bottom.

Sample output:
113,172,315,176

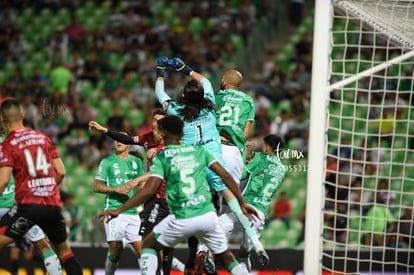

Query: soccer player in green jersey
94,132,145,275
99,115,254,275
220,134,286,271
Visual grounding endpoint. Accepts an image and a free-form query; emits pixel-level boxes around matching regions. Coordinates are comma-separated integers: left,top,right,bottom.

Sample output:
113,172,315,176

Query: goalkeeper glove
156,56,169,78
168,58,193,76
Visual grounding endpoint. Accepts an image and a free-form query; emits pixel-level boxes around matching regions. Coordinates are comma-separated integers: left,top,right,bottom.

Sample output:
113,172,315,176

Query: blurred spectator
46,26,70,62
66,50,85,80
117,71,139,98
27,66,48,99
0,6,17,28
106,104,125,132
368,138,387,173
123,7,141,32
73,97,97,129
8,68,27,96
39,115,59,144
362,192,396,246
106,3,127,32
289,0,304,26
82,141,101,170
270,110,295,143
52,110,72,139
252,106,271,139
62,192,83,242
294,31,313,64
267,191,292,229
63,15,89,50
95,43,112,75
132,75,154,108
21,94,40,129
122,46,142,75
88,129,108,152
331,136,353,159
65,128,88,161
398,207,414,248
373,107,395,146
102,70,122,99
8,32,29,65
49,63,73,94
325,202,349,243
80,51,100,87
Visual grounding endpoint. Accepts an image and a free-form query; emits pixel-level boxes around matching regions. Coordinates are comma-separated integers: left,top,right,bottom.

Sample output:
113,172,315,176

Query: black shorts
0,204,67,244
139,197,169,238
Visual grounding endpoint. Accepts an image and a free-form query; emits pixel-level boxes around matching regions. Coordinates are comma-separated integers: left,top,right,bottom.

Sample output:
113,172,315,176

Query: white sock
141,248,158,275
42,250,62,275
105,253,119,275
171,257,185,272
229,262,249,275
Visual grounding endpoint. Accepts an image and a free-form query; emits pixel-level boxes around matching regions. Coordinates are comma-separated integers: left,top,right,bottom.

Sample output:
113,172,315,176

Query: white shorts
154,211,229,255
221,143,243,184
219,205,265,251
0,208,45,243
104,213,142,243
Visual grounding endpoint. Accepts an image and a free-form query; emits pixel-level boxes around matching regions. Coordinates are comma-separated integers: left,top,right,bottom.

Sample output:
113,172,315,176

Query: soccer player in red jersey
0,98,83,275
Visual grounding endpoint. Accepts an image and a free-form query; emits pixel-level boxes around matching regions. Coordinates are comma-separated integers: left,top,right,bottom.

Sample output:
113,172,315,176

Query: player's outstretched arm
98,176,162,221
89,120,138,145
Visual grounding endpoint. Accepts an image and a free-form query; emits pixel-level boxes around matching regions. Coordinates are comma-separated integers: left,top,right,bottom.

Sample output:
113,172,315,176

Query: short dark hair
157,115,184,138
264,134,284,152
152,108,167,117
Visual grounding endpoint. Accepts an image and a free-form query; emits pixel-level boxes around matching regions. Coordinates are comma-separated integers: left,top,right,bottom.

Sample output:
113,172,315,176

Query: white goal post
305,0,414,274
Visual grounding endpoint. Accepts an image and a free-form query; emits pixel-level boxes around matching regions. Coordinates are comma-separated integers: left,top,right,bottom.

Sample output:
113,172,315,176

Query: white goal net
306,0,414,274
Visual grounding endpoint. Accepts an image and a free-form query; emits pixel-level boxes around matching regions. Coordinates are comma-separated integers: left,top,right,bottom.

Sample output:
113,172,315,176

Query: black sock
162,247,174,274
186,236,199,269
11,259,18,275
62,256,83,275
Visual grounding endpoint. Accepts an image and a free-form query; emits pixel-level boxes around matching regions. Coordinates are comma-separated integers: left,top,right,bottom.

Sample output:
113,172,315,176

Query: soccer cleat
253,239,270,266
194,251,206,275
203,250,216,274
256,248,270,266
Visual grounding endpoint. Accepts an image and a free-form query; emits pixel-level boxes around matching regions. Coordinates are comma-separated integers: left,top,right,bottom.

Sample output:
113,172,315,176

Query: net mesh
322,0,414,273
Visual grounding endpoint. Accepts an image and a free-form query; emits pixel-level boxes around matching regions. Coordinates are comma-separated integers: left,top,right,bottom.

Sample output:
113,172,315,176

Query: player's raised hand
168,57,193,75
96,209,121,223
156,56,169,78
240,202,259,221
89,121,108,133
156,56,169,69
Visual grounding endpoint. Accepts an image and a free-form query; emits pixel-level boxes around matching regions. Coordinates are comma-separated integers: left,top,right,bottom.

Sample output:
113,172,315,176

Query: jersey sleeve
95,159,108,182
138,132,158,148
149,154,165,179
201,78,215,102
0,144,14,167
155,79,172,107
203,147,218,167
107,130,136,145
